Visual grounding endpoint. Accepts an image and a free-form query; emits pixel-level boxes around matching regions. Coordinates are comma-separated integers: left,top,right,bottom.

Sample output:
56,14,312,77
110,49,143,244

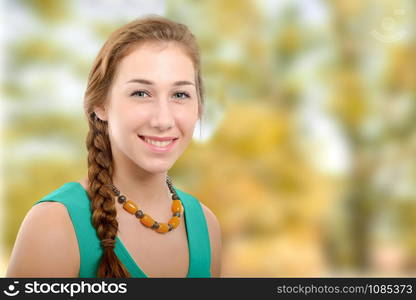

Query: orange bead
155,223,170,233
123,200,138,214
171,200,183,213
140,214,154,228
168,216,180,229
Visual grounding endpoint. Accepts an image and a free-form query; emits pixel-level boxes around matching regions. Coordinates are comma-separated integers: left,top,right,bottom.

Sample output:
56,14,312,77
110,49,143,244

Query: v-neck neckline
72,181,192,278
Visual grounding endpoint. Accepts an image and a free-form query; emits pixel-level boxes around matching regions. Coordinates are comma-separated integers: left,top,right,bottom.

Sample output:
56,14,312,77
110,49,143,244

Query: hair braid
86,113,131,277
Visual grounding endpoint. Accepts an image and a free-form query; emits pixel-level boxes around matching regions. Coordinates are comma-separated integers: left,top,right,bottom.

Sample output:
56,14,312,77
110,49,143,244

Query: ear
94,105,108,121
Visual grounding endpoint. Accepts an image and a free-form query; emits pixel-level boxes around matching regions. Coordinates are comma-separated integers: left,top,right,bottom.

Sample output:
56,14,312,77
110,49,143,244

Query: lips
138,135,178,153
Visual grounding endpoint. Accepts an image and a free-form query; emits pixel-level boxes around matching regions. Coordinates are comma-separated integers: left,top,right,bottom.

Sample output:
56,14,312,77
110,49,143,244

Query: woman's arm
201,203,222,278
6,202,80,277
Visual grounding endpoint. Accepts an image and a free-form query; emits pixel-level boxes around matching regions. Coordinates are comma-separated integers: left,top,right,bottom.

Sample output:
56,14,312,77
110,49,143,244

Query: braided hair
86,112,130,277
83,15,204,277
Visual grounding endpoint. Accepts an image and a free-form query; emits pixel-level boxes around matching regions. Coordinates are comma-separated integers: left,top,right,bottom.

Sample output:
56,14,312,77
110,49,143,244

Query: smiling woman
6,14,222,278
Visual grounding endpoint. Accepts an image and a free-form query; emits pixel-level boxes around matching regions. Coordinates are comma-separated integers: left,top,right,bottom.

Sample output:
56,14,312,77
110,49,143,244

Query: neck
110,150,173,212
112,168,171,207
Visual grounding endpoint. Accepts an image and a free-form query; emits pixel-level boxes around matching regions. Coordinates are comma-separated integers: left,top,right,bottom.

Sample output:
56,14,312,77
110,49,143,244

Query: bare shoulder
199,202,222,277
6,201,80,277
199,202,221,233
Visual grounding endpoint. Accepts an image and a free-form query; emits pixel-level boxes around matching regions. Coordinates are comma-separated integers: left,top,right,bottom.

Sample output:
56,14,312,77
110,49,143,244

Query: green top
33,182,211,278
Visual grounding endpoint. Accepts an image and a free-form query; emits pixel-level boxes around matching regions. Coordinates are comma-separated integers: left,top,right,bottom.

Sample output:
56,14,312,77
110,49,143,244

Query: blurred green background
1,0,415,277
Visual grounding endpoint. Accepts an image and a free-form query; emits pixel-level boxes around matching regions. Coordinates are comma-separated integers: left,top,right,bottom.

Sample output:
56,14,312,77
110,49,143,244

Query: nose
150,98,175,131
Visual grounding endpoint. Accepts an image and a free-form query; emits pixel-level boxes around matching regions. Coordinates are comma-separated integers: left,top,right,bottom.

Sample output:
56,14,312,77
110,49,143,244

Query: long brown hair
83,14,204,278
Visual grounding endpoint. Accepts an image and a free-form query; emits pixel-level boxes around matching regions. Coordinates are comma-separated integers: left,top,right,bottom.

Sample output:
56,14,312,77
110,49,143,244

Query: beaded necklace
111,176,183,234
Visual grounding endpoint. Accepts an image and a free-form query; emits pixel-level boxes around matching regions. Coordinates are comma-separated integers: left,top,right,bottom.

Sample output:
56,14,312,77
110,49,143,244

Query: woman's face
96,41,199,174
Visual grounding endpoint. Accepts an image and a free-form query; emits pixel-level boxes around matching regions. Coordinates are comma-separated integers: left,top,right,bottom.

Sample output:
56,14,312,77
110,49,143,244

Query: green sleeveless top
33,182,211,278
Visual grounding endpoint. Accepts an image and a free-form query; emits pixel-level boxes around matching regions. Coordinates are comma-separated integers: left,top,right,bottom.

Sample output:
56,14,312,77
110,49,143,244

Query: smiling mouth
138,135,178,147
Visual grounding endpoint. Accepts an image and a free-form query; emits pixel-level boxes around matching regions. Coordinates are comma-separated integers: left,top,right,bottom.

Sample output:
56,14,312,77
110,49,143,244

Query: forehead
114,41,195,85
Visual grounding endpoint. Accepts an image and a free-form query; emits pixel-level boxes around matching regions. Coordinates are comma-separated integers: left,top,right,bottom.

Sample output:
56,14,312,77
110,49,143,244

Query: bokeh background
1,0,415,277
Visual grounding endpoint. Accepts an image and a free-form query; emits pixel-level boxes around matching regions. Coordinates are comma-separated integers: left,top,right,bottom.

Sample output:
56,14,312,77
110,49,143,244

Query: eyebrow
126,78,195,86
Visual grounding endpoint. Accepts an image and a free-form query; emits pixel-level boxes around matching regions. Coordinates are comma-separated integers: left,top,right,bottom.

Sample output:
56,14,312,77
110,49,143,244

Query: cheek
112,105,148,129
178,103,199,130
178,115,198,136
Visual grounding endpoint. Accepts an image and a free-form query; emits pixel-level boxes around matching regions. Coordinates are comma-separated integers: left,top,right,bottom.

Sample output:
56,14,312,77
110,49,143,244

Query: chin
140,161,175,174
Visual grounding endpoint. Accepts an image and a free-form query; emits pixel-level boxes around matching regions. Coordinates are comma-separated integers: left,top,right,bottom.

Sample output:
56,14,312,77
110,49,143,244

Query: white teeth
144,138,173,147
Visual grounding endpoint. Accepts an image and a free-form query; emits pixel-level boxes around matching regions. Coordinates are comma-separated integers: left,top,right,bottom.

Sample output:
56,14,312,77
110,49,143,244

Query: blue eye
174,92,190,99
130,90,149,97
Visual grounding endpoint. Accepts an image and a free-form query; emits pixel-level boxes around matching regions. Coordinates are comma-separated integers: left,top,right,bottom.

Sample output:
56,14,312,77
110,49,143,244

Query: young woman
6,15,222,278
